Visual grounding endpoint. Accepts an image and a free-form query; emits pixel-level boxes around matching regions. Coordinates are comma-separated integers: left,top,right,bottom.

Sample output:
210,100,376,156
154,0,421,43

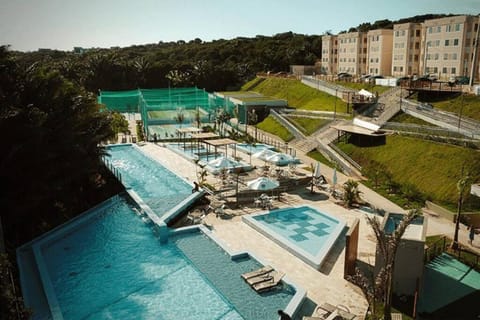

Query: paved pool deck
137,142,480,319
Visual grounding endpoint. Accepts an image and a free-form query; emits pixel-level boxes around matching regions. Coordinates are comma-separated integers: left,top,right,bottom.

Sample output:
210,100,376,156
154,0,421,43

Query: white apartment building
337,32,368,76
366,29,393,76
420,15,480,81
391,23,423,77
320,35,338,75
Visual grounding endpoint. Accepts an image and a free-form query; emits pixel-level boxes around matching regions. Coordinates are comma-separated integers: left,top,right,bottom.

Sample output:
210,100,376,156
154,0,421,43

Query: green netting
98,87,229,138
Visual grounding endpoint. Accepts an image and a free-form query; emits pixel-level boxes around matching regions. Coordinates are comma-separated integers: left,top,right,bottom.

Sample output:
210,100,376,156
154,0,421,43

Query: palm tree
350,209,420,320
342,179,361,208
452,169,471,250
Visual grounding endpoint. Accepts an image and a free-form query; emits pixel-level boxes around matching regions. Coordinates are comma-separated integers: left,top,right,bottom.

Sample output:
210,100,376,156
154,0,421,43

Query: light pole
334,88,338,120
457,91,464,131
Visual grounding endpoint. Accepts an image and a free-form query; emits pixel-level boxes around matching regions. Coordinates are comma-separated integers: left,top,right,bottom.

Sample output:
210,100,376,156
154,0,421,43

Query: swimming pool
19,195,300,320
243,206,345,269
105,144,194,219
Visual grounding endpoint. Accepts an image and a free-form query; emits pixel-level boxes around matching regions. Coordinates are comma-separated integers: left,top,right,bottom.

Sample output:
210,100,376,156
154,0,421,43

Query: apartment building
337,32,368,76
420,15,480,81
320,35,338,75
391,23,423,77
366,29,393,76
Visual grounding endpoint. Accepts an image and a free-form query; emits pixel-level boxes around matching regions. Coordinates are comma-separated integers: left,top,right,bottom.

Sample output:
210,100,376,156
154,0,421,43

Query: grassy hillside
431,94,480,122
256,115,294,142
338,135,480,209
241,77,348,113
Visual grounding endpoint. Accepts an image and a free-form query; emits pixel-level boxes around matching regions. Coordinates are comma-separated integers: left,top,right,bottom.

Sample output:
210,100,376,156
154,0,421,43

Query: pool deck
138,141,480,319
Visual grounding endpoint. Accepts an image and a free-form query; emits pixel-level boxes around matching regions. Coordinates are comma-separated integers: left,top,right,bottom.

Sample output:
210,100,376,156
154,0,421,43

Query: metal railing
102,157,122,183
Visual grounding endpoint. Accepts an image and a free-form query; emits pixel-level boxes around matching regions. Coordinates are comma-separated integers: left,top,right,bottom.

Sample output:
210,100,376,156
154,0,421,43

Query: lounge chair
252,271,285,292
241,265,273,280
245,273,274,286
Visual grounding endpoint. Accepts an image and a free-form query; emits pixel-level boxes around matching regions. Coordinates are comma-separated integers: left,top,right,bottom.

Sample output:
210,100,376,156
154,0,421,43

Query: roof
204,138,238,147
190,132,220,139
331,124,389,136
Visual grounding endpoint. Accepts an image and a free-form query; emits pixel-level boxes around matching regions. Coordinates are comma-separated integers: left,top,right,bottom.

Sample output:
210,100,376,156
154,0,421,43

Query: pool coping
171,224,307,319
20,195,124,320
19,194,306,320
242,205,346,270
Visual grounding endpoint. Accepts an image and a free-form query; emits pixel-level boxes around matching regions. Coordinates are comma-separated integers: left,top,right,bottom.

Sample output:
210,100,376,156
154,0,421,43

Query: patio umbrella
266,153,293,166
332,168,337,187
314,161,321,179
247,177,280,191
206,156,239,174
253,149,276,161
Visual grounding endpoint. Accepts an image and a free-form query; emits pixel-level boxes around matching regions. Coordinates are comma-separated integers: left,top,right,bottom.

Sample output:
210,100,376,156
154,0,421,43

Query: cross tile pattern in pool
106,145,192,218
243,206,345,269
34,196,293,320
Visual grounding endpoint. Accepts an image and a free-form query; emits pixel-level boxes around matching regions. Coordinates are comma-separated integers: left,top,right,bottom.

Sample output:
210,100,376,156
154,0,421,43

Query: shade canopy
266,153,294,166
247,177,280,191
332,168,338,186
253,149,276,161
314,162,321,178
206,156,240,174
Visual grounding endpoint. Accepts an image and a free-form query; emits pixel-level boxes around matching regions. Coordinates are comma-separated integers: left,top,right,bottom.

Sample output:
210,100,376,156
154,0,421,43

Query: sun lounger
252,271,285,292
241,265,273,281
245,273,273,285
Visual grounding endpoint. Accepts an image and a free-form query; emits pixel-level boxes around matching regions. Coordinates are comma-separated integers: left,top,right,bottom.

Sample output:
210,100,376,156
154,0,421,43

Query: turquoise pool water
39,196,294,320
243,206,345,269
384,213,424,234
106,145,192,217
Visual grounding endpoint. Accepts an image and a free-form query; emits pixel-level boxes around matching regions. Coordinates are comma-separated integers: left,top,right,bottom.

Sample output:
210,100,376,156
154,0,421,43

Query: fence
103,158,123,183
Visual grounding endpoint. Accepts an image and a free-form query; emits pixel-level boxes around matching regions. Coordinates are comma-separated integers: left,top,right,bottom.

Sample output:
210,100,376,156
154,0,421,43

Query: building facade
320,35,338,75
337,32,367,76
321,15,480,82
420,15,480,81
366,29,393,76
391,23,423,77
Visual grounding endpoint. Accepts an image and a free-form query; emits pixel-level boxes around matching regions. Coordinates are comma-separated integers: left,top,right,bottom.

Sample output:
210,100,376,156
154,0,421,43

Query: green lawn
337,135,480,209
256,115,294,142
307,150,336,168
241,77,348,113
287,117,330,135
431,94,480,122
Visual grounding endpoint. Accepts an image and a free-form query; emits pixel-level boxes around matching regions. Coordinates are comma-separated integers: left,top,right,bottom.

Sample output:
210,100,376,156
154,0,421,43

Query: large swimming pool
106,145,193,218
22,196,297,320
243,206,345,269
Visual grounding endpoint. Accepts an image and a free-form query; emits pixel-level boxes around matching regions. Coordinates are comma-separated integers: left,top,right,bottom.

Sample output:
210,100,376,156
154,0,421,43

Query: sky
1,0,479,52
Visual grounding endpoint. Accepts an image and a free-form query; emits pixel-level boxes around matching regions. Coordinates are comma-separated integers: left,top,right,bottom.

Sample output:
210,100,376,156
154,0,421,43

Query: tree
342,179,361,208
452,169,472,250
349,209,420,320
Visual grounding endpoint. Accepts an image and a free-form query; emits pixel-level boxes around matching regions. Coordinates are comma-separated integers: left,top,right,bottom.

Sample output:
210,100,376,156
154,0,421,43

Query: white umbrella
206,156,239,174
266,153,293,165
247,177,280,191
314,161,321,178
253,149,276,161
332,168,337,186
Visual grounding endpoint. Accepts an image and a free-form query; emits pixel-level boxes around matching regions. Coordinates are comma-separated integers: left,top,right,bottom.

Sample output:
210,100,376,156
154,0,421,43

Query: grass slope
338,135,480,208
241,77,348,113
432,94,480,122
256,115,294,142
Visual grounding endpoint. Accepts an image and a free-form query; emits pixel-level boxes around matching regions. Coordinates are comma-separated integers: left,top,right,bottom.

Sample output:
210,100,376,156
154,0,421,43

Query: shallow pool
106,145,192,218
34,196,294,320
243,206,345,269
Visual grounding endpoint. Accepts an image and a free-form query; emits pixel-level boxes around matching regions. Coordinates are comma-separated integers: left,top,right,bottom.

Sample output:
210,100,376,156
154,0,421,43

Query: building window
453,39,459,46
428,27,433,33
437,26,441,33
445,39,450,46
451,67,456,74
415,42,420,49
434,53,439,60
395,31,399,37
446,25,452,32
414,54,419,62
435,40,440,47
433,67,438,73
442,67,447,74
455,24,460,32
416,30,421,37
452,53,457,60
444,53,449,60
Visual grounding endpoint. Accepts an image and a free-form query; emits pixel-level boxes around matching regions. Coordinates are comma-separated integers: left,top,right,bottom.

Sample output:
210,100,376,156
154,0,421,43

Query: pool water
384,213,424,235
243,206,345,269
106,145,192,217
41,197,293,320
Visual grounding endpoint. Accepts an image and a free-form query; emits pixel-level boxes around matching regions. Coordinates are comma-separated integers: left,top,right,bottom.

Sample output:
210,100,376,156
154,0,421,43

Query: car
336,72,352,80
417,102,434,111
455,76,470,85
